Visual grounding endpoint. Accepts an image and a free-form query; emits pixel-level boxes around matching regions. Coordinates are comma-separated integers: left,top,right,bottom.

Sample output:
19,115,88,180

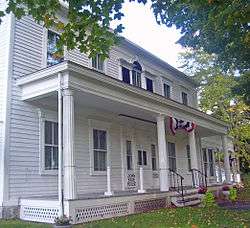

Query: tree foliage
0,0,249,72
179,49,250,169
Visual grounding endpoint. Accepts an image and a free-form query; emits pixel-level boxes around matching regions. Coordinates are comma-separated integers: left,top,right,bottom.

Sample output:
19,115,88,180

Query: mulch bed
217,200,250,211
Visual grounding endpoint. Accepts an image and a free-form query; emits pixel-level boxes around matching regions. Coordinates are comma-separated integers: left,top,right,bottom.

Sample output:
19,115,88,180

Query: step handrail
190,168,207,188
169,169,185,204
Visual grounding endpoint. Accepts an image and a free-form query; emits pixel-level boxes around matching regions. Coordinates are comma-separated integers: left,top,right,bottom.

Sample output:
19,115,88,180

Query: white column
217,151,223,183
221,135,231,183
104,166,113,196
156,115,169,191
138,167,146,193
189,130,199,169
63,89,77,200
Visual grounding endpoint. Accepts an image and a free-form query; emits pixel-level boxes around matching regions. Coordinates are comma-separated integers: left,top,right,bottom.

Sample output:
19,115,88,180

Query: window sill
90,170,107,176
40,169,58,176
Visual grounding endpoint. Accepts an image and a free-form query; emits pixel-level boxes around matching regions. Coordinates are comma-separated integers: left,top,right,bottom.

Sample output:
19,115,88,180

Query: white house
0,5,239,224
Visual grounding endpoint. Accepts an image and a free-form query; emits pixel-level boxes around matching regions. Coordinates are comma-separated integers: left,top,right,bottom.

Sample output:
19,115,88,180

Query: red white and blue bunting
170,117,196,135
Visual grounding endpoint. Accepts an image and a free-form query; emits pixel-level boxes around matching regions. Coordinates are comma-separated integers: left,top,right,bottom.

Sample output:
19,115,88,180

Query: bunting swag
170,117,196,135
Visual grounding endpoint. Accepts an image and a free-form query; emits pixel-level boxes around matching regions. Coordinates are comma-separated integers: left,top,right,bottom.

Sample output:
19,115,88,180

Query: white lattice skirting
75,203,129,223
20,200,60,223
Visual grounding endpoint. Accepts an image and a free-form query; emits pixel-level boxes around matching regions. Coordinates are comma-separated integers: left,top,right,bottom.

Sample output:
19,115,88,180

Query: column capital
63,89,74,96
156,114,166,121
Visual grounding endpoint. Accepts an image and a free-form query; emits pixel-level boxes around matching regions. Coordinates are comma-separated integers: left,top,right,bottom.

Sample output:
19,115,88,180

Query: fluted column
189,130,199,169
63,89,77,199
221,135,231,183
156,115,169,191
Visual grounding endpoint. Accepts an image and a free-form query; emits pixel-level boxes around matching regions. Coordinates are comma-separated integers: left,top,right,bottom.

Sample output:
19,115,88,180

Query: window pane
202,148,207,162
45,146,52,170
143,151,147,165
122,67,130,84
137,74,141,87
92,56,97,69
168,142,176,157
209,163,214,176
45,121,52,144
182,92,188,105
99,130,107,150
186,145,190,158
47,31,63,66
52,147,58,170
126,141,132,155
97,55,104,71
93,129,99,149
54,122,58,145
146,78,153,92
152,158,156,170
151,144,156,157
164,84,171,98
94,150,106,171
132,71,137,85
208,149,213,162
138,150,142,165
127,156,132,170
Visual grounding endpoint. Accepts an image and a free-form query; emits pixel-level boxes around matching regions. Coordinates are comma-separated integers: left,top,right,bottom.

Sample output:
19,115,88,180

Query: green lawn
1,174,250,228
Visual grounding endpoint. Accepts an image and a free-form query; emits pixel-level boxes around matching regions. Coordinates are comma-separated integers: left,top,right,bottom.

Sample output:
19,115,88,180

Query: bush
202,191,216,207
229,188,237,202
222,185,230,191
198,186,207,194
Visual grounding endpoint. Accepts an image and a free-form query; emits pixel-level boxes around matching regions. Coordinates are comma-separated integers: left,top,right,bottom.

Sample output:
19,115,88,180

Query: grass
1,174,250,228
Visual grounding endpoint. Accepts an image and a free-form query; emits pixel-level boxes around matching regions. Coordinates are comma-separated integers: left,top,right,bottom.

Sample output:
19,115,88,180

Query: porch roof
16,60,228,135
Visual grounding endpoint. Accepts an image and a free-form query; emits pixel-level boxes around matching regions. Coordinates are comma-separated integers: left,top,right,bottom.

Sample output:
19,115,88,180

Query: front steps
171,188,202,207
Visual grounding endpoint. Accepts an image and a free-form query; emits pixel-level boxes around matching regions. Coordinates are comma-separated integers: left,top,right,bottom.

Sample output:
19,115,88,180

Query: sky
111,1,184,69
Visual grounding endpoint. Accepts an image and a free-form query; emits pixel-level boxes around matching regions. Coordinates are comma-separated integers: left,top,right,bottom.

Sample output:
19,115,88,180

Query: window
146,77,153,92
132,61,142,87
47,30,64,66
202,148,208,176
164,83,171,98
182,92,188,105
93,129,107,171
44,121,58,170
138,150,147,166
151,144,157,171
126,140,133,170
208,149,214,176
186,145,191,171
168,142,176,171
122,67,130,84
92,54,104,71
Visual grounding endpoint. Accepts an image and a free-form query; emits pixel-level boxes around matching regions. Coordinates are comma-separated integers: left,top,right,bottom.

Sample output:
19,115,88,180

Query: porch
16,60,233,223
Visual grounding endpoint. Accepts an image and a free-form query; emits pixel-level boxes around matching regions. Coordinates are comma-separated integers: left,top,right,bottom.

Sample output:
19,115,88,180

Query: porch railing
191,168,207,188
169,169,184,202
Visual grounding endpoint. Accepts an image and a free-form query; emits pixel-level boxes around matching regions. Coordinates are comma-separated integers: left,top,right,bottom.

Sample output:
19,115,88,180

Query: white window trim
42,28,66,68
38,109,58,175
89,55,108,74
88,119,111,176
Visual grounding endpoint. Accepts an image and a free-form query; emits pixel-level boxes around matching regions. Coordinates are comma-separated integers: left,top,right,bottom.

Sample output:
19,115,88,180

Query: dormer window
92,54,104,71
47,30,64,66
132,61,142,87
182,92,188,105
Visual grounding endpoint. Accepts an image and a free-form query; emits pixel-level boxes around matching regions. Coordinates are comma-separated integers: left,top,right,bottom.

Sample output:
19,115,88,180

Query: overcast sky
112,2,184,69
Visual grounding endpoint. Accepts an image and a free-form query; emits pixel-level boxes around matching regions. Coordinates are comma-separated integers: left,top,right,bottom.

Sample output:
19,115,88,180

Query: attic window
132,61,142,87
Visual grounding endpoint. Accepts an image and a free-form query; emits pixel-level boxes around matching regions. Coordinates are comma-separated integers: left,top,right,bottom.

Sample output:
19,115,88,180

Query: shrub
229,188,237,202
198,186,207,194
201,191,216,207
222,185,230,191
54,215,72,225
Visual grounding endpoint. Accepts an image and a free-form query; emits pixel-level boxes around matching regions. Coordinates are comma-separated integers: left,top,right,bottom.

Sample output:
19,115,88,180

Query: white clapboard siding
5,14,200,201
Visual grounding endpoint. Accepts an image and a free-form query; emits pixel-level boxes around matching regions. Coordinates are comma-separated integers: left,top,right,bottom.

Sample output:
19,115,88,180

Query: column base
138,189,146,193
104,191,113,196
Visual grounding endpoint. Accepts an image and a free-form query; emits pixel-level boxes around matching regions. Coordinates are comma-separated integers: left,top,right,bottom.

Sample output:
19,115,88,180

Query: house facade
0,7,239,224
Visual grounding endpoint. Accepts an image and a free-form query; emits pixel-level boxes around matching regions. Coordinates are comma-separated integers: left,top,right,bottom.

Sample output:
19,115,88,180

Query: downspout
58,73,64,216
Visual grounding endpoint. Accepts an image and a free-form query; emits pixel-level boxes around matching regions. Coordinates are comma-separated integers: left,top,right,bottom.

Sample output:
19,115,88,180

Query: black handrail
169,169,185,203
191,168,207,188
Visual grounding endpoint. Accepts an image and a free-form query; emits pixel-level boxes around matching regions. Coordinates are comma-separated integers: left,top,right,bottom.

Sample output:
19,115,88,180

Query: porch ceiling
31,91,222,138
